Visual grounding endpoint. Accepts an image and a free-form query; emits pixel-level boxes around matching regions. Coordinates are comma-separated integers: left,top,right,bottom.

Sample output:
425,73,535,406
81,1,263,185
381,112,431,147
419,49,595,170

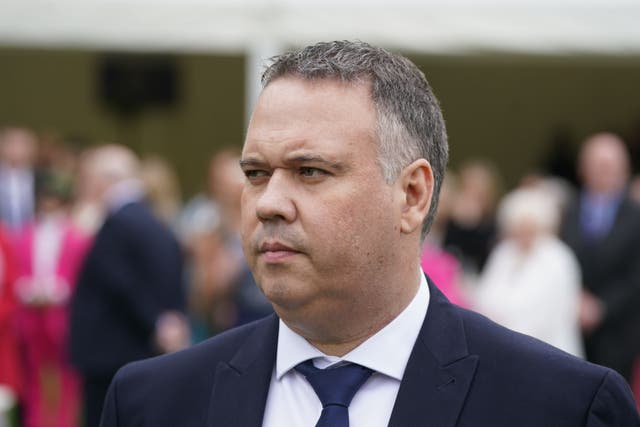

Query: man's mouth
259,241,301,262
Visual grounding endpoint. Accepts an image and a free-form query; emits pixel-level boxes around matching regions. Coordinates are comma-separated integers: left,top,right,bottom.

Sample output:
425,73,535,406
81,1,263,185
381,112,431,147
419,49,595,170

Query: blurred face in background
498,189,559,253
506,218,540,252
209,151,245,213
460,163,496,211
75,149,107,203
579,133,629,195
76,145,140,207
450,161,499,226
37,194,65,216
0,128,37,168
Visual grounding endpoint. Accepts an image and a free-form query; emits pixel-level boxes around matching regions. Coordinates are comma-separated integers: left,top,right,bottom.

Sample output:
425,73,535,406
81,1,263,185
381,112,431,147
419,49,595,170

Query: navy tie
295,360,374,427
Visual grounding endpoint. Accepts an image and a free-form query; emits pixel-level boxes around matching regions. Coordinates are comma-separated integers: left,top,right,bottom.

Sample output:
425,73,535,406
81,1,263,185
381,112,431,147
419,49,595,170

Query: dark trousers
83,375,115,427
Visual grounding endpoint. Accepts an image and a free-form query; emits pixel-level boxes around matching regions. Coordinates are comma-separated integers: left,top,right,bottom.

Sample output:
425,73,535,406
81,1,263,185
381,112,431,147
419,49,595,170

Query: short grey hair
262,41,448,240
497,188,560,235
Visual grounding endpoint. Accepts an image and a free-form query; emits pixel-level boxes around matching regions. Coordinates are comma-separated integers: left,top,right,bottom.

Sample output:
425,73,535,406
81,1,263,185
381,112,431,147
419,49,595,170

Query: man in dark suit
561,133,640,383
70,145,187,427
101,42,639,426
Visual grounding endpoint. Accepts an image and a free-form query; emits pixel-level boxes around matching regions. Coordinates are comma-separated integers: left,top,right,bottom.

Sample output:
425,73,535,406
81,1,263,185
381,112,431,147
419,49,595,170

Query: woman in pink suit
0,224,22,422
14,171,91,427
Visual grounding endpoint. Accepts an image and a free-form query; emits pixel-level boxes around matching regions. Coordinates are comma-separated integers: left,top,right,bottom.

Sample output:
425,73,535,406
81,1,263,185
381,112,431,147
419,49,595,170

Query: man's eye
243,169,270,180
299,167,327,178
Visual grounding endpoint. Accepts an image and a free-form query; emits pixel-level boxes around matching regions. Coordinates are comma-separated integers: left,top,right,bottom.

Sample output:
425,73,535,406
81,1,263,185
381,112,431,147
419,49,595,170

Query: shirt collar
275,271,430,381
582,190,624,207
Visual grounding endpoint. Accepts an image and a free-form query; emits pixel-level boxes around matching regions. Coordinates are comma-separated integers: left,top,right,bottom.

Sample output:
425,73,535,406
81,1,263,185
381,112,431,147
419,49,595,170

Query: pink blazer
13,220,91,360
0,225,22,394
14,221,91,290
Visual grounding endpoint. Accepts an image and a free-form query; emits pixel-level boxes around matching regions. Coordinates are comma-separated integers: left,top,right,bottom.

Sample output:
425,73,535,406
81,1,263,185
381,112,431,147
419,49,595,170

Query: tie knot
295,360,373,408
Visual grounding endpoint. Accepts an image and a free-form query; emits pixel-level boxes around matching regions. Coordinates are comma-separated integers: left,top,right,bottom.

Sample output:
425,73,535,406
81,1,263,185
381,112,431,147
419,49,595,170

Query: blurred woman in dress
0,224,20,427
14,170,91,427
474,187,584,357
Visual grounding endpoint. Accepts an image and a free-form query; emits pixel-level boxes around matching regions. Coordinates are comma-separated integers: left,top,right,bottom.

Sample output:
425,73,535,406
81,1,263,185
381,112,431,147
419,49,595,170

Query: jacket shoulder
117,315,276,384
455,307,639,424
103,316,277,426
459,306,606,380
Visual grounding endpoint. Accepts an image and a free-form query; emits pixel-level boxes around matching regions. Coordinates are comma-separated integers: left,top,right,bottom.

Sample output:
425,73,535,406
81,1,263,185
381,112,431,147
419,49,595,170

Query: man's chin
259,283,315,313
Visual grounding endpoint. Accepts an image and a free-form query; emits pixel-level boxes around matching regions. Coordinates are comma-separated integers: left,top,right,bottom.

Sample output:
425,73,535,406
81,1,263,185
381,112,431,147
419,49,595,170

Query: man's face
506,218,540,252
580,136,629,195
0,129,36,168
240,77,402,332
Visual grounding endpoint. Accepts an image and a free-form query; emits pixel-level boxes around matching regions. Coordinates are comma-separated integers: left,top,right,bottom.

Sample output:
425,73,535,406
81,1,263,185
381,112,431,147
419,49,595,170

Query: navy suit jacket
101,280,640,426
561,196,640,378
70,201,185,378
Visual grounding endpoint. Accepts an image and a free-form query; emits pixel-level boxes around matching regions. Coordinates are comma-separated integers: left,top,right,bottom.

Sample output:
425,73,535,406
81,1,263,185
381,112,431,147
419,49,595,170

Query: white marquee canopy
1,0,640,56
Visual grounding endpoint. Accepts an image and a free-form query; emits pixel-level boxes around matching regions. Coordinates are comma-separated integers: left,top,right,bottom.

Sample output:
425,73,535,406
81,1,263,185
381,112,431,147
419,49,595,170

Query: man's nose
255,170,297,223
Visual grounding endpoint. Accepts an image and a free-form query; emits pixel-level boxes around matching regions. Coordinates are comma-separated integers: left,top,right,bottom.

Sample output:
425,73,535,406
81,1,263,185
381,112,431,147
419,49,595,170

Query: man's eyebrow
285,155,347,172
239,158,267,168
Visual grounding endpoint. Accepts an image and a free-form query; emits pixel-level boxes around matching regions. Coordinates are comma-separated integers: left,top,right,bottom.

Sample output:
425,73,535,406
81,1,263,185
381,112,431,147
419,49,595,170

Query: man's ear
398,159,434,235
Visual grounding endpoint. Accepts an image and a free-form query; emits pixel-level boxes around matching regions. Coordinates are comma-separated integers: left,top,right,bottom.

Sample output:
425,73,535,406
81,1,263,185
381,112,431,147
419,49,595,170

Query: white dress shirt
33,214,64,277
32,214,66,299
262,272,430,427
0,165,34,228
15,214,69,305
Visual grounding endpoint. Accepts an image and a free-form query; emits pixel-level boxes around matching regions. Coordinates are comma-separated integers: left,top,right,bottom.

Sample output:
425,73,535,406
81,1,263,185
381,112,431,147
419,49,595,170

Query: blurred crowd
424,132,640,409
0,127,271,427
0,125,639,426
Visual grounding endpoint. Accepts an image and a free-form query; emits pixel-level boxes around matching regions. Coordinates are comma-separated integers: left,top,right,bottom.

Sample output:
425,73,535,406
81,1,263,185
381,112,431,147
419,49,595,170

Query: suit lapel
207,315,279,427
205,282,478,427
388,281,478,427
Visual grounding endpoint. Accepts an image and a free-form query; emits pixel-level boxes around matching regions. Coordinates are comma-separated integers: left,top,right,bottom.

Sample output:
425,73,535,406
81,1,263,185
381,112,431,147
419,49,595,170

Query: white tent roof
1,0,640,55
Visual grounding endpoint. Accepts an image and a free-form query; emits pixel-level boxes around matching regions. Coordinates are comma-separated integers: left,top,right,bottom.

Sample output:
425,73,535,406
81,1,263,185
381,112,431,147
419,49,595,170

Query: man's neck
292,272,422,357
584,188,624,201
105,178,144,213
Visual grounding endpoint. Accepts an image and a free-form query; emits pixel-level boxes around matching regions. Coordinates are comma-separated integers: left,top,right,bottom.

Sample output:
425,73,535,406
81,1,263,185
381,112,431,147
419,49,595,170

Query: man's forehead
241,131,357,168
584,139,627,162
254,76,374,115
